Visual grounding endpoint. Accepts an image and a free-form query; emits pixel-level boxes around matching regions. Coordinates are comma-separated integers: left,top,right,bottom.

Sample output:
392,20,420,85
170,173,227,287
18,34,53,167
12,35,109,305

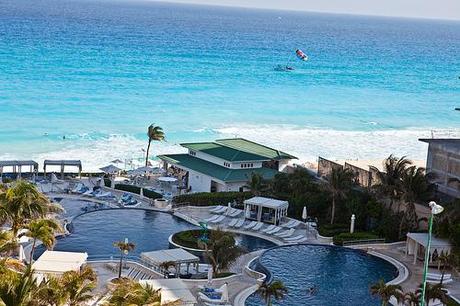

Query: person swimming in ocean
307,285,318,296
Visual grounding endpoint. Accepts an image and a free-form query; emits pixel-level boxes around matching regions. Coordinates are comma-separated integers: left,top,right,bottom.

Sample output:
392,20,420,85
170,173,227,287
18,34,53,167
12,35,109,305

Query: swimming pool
52,197,110,219
37,201,275,260
245,244,398,306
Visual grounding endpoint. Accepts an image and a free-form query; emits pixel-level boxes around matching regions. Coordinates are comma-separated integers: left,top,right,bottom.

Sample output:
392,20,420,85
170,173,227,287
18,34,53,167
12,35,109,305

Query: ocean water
1,0,459,170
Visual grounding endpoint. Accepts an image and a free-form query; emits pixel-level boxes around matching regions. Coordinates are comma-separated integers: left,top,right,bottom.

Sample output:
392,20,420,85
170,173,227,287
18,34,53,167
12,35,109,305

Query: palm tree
203,228,242,274
245,172,268,196
0,180,62,236
437,252,454,284
257,280,288,306
0,265,37,306
370,155,412,211
60,265,97,306
370,279,403,306
145,124,165,167
113,240,135,279
399,166,435,237
321,167,355,224
404,291,420,306
0,230,17,254
24,218,63,263
418,283,448,306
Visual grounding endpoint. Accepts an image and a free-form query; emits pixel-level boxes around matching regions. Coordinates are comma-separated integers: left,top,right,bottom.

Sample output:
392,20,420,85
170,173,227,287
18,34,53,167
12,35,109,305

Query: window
189,150,196,156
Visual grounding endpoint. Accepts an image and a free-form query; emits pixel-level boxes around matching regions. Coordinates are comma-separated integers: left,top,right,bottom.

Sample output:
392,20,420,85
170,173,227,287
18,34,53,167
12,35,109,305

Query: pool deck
41,185,460,305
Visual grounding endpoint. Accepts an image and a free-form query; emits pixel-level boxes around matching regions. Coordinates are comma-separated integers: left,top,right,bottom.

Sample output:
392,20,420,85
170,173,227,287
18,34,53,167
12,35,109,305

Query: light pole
420,201,444,306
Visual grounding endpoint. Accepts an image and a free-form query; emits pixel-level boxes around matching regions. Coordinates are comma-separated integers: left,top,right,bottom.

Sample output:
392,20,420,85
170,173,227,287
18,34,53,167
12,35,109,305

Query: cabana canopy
32,251,87,282
44,160,82,178
99,164,121,174
406,232,452,265
140,248,200,277
0,160,38,177
244,196,289,225
139,279,197,305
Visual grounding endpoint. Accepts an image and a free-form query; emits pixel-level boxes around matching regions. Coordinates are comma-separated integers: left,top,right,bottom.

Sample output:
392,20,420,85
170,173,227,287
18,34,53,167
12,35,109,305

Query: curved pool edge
240,243,407,306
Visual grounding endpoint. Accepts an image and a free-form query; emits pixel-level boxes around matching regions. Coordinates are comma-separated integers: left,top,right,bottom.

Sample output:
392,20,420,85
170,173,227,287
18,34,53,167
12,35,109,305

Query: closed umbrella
302,206,307,222
207,268,213,285
245,205,251,219
221,283,229,302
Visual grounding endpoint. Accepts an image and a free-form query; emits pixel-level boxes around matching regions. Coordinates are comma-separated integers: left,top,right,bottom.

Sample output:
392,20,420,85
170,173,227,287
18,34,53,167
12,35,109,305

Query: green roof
216,138,297,160
180,142,269,162
158,154,279,182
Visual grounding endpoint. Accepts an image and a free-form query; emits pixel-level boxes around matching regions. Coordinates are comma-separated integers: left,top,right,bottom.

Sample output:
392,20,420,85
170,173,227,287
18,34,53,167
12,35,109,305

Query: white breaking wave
1,126,459,172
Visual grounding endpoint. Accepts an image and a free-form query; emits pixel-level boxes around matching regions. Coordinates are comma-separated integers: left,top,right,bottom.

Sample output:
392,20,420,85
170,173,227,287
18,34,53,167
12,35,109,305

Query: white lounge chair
95,190,112,198
228,219,238,227
229,209,242,217
427,278,453,284
72,183,84,193
291,237,309,243
205,215,219,223
233,219,245,228
275,228,295,238
210,206,226,213
252,222,264,231
283,219,301,228
243,221,257,230
261,225,276,233
210,215,226,224
266,226,282,235
427,272,451,280
285,235,304,242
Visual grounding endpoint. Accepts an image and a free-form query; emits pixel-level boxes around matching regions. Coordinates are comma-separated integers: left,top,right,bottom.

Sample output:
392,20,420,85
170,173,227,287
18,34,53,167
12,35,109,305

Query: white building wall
187,170,212,193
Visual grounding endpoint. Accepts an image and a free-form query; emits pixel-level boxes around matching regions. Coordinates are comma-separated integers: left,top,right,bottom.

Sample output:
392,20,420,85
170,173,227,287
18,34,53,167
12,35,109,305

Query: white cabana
32,250,88,282
0,160,38,178
140,248,200,276
44,160,82,179
99,164,121,174
139,279,197,306
406,232,452,265
244,196,289,225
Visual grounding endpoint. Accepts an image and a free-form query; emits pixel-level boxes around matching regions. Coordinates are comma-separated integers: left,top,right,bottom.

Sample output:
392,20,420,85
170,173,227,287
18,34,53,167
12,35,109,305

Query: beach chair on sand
266,226,282,235
276,228,295,238
261,225,276,233
233,219,245,228
243,221,257,230
252,222,264,231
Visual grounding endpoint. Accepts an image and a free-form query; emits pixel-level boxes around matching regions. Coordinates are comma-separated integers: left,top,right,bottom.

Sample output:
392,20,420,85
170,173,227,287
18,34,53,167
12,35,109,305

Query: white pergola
406,232,452,265
244,196,289,225
0,160,38,178
44,160,82,179
139,279,197,306
32,250,88,282
140,248,200,277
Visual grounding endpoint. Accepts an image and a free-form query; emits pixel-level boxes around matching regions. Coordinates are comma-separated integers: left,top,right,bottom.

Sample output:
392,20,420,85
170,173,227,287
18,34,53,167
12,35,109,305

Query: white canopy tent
406,232,452,265
0,160,38,179
100,164,121,174
44,160,82,179
32,250,88,282
140,248,200,276
244,196,289,225
139,279,197,306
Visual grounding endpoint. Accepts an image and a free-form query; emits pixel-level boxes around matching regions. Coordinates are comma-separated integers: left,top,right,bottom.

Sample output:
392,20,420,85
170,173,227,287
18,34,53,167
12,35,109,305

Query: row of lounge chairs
206,205,308,243
72,183,113,199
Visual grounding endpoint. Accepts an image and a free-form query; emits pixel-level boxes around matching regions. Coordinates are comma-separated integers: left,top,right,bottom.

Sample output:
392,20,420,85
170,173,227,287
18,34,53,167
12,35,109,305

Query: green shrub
318,224,349,237
173,192,252,207
172,230,236,250
143,189,162,200
333,232,380,246
114,184,141,194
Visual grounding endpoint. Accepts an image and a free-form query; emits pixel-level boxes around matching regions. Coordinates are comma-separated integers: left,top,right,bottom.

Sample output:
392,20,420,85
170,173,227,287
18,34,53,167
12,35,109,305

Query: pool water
37,204,275,260
245,244,398,306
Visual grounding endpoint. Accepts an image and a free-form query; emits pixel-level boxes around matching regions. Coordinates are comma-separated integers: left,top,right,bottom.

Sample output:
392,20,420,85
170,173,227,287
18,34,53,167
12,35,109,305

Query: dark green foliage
333,232,380,246
104,178,111,187
113,184,162,199
173,192,252,206
317,224,349,237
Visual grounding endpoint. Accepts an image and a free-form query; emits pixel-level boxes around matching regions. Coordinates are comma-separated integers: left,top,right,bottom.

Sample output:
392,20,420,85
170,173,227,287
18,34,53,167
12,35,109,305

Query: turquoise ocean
1,0,459,170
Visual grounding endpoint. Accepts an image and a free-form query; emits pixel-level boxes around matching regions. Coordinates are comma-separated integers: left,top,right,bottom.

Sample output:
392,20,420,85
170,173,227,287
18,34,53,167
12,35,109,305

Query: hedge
172,229,236,250
333,232,380,246
114,184,162,200
317,223,349,237
173,192,253,207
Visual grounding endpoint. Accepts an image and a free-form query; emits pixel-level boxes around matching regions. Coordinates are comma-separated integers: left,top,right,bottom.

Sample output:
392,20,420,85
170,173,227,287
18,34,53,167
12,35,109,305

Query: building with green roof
158,138,297,193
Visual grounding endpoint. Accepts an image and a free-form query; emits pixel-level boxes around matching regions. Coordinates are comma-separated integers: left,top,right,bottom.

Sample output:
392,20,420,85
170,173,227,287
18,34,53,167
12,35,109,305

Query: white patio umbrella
245,205,251,219
302,206,307,222
18,245,26,262
99,164,121,174
221,283,229,302
207,268,213,285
